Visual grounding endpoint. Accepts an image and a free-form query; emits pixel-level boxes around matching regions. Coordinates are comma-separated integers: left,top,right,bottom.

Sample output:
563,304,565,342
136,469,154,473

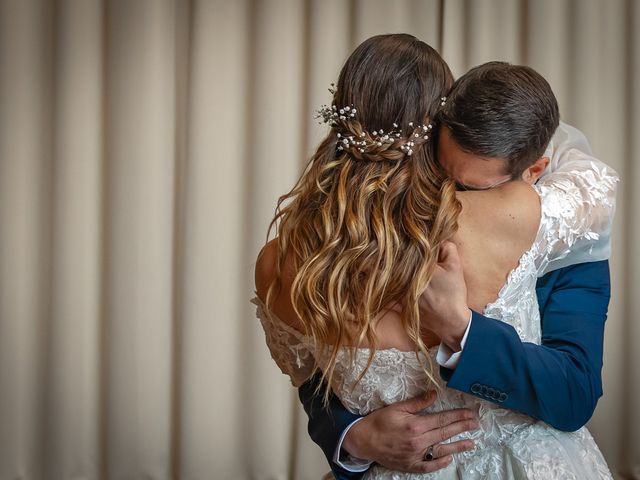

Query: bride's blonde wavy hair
262,34,461,403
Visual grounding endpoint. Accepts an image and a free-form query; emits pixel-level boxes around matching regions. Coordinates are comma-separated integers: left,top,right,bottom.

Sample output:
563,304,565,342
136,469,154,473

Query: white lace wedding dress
252,144,618,479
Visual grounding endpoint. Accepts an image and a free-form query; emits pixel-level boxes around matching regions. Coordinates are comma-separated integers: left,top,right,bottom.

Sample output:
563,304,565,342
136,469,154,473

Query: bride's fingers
432,439,475,460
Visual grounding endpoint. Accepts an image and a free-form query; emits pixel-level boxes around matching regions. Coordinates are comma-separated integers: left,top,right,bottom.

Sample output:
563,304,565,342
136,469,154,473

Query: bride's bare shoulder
254,238,304,327
456,181,541,241
255,238,279,302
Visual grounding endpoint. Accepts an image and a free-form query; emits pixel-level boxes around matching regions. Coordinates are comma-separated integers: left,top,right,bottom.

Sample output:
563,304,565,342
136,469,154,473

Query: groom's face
437,127,512,190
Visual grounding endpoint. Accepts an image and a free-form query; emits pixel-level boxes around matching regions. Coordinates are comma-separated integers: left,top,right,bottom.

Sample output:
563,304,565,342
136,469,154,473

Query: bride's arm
535,121,619,275
253,241,318,387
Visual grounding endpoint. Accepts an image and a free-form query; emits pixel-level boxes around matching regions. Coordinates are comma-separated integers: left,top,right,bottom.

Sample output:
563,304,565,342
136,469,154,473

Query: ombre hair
261,34,460,403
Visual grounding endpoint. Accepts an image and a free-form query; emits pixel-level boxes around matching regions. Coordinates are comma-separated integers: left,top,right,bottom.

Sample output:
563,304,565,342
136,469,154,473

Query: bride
252,33,616,478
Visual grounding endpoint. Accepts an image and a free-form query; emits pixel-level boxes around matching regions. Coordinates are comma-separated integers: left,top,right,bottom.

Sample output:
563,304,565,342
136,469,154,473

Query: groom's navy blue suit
298,260,610,479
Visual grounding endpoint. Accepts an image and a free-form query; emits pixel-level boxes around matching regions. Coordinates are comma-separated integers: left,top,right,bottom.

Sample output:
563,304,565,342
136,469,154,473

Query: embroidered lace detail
533,154,619,275
251,297,315,387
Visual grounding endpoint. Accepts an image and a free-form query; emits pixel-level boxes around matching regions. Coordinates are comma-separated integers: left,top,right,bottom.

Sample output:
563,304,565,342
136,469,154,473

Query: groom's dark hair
437,61,560,178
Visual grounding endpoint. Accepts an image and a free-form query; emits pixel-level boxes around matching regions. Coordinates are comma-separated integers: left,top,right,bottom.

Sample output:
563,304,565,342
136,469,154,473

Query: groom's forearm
442,261,609,431
442,313,603,430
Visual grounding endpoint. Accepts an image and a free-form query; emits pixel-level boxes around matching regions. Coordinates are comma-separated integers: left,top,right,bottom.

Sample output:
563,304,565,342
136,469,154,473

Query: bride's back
454,181,540,313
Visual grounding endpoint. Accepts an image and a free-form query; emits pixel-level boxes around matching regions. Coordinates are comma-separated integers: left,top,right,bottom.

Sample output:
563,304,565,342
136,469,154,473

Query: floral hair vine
314,83,434,157
333,121,433,156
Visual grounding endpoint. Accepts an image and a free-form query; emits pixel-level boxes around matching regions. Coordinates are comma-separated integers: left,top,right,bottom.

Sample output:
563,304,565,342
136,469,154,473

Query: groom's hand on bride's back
418,241,471,352
342,390,479,473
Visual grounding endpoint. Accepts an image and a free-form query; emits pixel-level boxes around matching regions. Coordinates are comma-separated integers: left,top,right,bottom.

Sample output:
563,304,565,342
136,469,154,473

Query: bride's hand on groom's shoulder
342,390,479,473
418,241,471,352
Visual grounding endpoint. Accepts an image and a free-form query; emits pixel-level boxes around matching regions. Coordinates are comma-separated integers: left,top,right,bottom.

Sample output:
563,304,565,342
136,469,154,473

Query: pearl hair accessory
328,121,433,157
314,83,434,159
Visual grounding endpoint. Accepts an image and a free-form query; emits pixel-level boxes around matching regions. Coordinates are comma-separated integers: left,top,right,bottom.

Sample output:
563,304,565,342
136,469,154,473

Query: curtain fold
48,1,103,478
0,0,637,478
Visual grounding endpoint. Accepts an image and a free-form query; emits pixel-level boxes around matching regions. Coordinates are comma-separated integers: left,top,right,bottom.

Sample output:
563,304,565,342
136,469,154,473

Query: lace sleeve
250,296,316,387
532,148,619,276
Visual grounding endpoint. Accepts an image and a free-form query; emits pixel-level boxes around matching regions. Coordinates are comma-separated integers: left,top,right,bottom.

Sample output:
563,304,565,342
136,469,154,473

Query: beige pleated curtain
0,0,638,479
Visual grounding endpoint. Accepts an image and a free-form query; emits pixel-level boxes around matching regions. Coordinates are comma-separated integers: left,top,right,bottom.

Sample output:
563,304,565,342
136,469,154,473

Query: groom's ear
521,156,550,184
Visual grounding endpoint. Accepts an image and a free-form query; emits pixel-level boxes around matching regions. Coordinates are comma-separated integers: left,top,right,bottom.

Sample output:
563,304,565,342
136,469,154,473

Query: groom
299,62,617,478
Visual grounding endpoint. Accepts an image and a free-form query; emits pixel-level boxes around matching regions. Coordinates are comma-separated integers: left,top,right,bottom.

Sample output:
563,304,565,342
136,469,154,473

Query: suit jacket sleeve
298,373,365,479
441,260,610,431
